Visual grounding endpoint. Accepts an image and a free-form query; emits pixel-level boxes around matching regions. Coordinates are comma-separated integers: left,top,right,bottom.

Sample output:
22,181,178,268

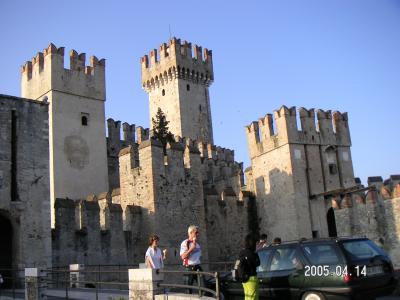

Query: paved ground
1,278,399,300
0,288,129,300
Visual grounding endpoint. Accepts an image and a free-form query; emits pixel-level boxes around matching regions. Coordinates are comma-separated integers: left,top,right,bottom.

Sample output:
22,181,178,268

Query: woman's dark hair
148,234,159,246
244,233,257,251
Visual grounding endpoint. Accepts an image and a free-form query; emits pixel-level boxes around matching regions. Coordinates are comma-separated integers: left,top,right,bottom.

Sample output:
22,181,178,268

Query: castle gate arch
0,213,13,287
327,207,337,237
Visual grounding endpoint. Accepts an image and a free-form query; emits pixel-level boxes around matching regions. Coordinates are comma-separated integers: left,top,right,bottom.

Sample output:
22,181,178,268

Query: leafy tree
152,108,174,154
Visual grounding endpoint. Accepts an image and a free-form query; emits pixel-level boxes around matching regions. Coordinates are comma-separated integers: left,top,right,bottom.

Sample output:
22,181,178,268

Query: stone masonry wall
53,133,251,269
21,43,109,228
245,106,355,241
0,94,51,270
334,175,400,268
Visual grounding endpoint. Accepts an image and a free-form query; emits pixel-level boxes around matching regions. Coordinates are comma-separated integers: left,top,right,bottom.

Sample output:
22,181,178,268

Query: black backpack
233,256,250,283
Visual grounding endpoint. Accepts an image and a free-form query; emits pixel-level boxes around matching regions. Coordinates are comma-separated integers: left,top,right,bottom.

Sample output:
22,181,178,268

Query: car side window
269,247,299,271
302,244,344,265
256,249,273,272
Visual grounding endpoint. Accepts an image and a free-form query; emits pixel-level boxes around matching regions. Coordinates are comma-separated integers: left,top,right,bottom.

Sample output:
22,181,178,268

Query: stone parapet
141,38,213,91
21,43,105,101
246,106,351,159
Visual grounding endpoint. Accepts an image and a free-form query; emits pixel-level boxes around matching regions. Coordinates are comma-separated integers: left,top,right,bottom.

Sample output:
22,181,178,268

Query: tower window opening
162,89,165,96
187,84,190,91
329,163,337,175
199,105,202,112
81,113,89,126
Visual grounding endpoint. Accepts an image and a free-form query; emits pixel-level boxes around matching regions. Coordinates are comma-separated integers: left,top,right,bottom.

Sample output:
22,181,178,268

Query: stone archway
327,207,337,237
0,213,13,287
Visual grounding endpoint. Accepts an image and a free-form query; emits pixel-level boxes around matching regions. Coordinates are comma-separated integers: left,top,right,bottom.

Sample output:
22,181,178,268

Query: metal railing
42,269,129,300
156,269,221,299
49,264,138,290
0,263,229,299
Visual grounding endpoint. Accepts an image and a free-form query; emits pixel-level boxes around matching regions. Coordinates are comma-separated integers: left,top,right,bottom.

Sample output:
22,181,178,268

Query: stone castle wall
53,130,251,268
334,175,400,267
0,95,51,270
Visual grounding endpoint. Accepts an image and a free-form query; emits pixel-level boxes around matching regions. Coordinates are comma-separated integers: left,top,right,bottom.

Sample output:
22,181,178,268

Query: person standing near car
239,233,260,300
180,225,202,293
256,233,268,250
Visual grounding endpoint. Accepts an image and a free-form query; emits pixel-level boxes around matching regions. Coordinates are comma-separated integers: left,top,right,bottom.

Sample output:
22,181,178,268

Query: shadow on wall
255,168,301,242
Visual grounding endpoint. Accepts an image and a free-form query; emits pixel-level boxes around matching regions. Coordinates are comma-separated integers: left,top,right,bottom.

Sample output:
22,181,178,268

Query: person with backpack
238,233,260,300
180,225,202,294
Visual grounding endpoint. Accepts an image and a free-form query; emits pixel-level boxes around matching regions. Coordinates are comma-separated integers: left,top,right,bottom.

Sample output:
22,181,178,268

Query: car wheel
301,291,325,300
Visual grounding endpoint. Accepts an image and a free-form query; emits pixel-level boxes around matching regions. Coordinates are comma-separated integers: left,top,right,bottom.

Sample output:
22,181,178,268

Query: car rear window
341,239,385,260
301,244,343,265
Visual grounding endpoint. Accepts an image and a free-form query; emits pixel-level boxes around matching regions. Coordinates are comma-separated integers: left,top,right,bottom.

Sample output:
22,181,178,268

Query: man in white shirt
180,225,202,293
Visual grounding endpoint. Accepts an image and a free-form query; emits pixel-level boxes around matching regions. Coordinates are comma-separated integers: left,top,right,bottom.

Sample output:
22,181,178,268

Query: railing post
128,268,164,300
197,270,201,297
95,268,99,300
64,270,68,299
12,269,16,299
215,272,220,300
98,265,101,290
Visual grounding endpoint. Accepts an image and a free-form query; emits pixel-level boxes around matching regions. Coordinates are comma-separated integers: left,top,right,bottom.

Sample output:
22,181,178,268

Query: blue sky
0,0,399,184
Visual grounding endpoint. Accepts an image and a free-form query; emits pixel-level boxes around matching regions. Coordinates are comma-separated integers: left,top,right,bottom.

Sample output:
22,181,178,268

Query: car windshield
301,243,343,265
341,239,385,261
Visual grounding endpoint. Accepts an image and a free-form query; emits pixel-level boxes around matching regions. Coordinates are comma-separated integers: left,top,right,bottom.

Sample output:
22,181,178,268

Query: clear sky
1,0,399,184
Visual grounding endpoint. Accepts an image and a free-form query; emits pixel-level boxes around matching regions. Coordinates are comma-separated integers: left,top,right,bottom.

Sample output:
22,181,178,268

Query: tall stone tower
245,106,355,240
21,43,109,226
141,38,214,144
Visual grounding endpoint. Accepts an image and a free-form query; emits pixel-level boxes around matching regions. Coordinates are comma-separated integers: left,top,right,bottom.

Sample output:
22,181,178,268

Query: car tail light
343,274,352,283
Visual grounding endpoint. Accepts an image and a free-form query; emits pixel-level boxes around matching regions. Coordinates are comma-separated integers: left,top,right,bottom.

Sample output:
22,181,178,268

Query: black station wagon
217,237,398,300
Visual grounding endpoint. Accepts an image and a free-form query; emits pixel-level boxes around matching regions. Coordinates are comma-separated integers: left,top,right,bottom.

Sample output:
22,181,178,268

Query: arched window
81,116,88,126
81,113,89,126
162,89,165,96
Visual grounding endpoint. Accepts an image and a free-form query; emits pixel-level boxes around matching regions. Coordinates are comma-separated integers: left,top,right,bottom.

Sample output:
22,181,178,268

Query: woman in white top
145,234,167,269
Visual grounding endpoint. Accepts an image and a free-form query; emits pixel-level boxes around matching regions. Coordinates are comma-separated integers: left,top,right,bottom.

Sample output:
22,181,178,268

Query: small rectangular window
81,113,89,126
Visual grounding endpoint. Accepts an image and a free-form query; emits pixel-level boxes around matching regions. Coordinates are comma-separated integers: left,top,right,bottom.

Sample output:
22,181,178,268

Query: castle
0,38,399,272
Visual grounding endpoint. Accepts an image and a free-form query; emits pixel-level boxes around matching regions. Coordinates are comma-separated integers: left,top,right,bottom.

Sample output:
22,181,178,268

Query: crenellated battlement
333,174,400,267
54,195,140,232
332,174,400,209
106,118,152,155
141,37,214,91
21,43,106,101
246,106,351,159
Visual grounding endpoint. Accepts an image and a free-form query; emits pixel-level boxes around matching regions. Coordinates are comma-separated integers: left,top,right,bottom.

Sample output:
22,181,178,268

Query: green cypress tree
152,108,174,154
